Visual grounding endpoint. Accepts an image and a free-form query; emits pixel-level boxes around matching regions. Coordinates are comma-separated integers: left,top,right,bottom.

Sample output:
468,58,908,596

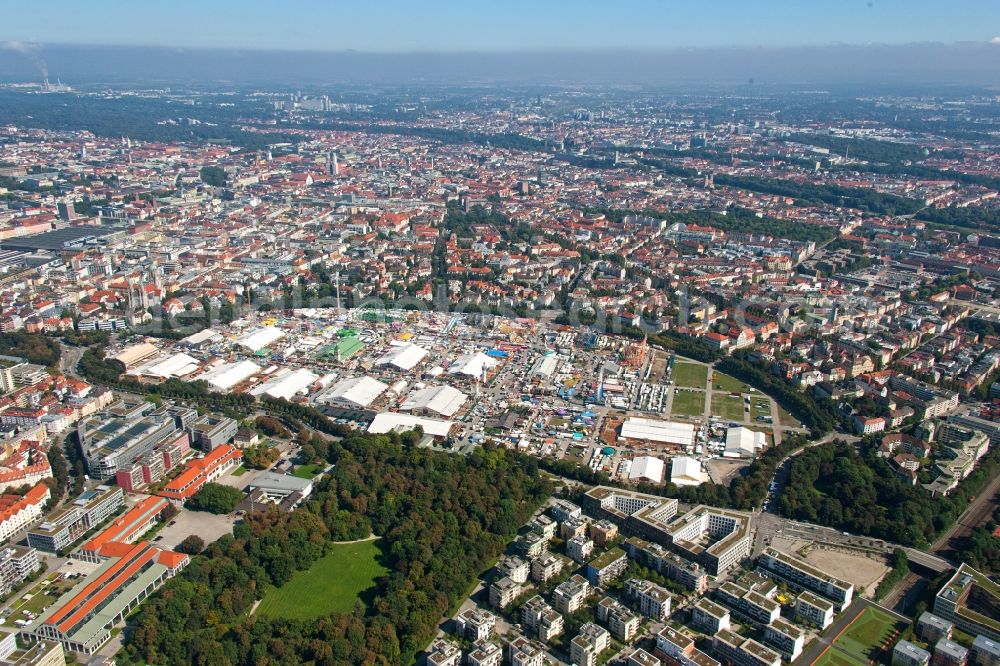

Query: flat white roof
132,353,200,379
236,326,286,352
182,328,222,346
449,352,497,377
620,417,695,446
250,367,318,400
318,376,389,408
399,385,468,417
197,360,261,391
670,456,709,486
374,343,429,371
628,456,665,483
367,412,454,438
726,427,765,456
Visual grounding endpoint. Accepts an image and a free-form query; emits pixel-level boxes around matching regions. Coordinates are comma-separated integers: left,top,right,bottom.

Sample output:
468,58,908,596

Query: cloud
991,36,1000,44
0,40,48,78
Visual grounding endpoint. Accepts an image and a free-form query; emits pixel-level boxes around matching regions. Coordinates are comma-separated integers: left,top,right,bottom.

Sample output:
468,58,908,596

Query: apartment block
505,636,546,666
970,636,1000,666
917,612,954,644
495,555,530,584
0,546,40,598
586,547,628,587
893,640,932,666
425,638,461,666
530,551,563,583
550,499,582,523
716,581,780,625
933,639,969,666
596,596,640,642
758,547,854,610
455,608,495,642
712,628,782,666
692,598,731,634
466,638,502,666
521,595,563,642
489,576,523,610
624,578,672,621
655,626,721,666
764,618,805,662
795,591,835,630
570,623,610,666
0,483,50,543
624,537,708,593
627,648,662,666
567,534,594,563
552,574,592,614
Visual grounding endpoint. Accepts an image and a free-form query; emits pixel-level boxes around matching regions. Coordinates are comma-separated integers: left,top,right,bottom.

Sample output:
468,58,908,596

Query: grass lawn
231,465,247,477
671,389,706,417
672,362,708,389
711,371,752,394
814,649,868,666
834,606,905,663
711,394,746,422
257,540,386,621
1,576,70,628
291,463,323,479
776,405,802,428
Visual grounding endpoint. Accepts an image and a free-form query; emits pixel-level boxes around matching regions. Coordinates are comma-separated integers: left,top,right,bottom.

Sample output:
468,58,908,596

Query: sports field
711,394,745,422
671,389,705,417
672,362,708,389
256,539,386,620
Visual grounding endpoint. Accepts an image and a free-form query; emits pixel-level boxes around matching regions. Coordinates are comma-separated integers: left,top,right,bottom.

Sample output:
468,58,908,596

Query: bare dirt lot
705,457,750,485
801,548,890,595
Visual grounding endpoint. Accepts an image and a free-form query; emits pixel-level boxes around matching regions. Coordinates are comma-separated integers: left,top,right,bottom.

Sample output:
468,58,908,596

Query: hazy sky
4,0,1000,51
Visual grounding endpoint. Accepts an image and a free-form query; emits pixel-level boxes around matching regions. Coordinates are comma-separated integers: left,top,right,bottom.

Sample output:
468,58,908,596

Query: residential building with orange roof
0,483,50,543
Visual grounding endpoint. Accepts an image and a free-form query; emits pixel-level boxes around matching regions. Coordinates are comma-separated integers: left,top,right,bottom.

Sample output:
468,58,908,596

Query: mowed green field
256,540,386,620
834,606,904,663
711,371,752,393
814,648,868,666
671,389,706,417
672,362,708,389
711,394,745,422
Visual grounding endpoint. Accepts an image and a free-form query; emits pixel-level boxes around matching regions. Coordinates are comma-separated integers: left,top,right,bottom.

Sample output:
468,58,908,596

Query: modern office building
758,547,854,610
78,398,187,481
188,414,238,452
22,541,188,655
27,486,124,554
934,564,1000,641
